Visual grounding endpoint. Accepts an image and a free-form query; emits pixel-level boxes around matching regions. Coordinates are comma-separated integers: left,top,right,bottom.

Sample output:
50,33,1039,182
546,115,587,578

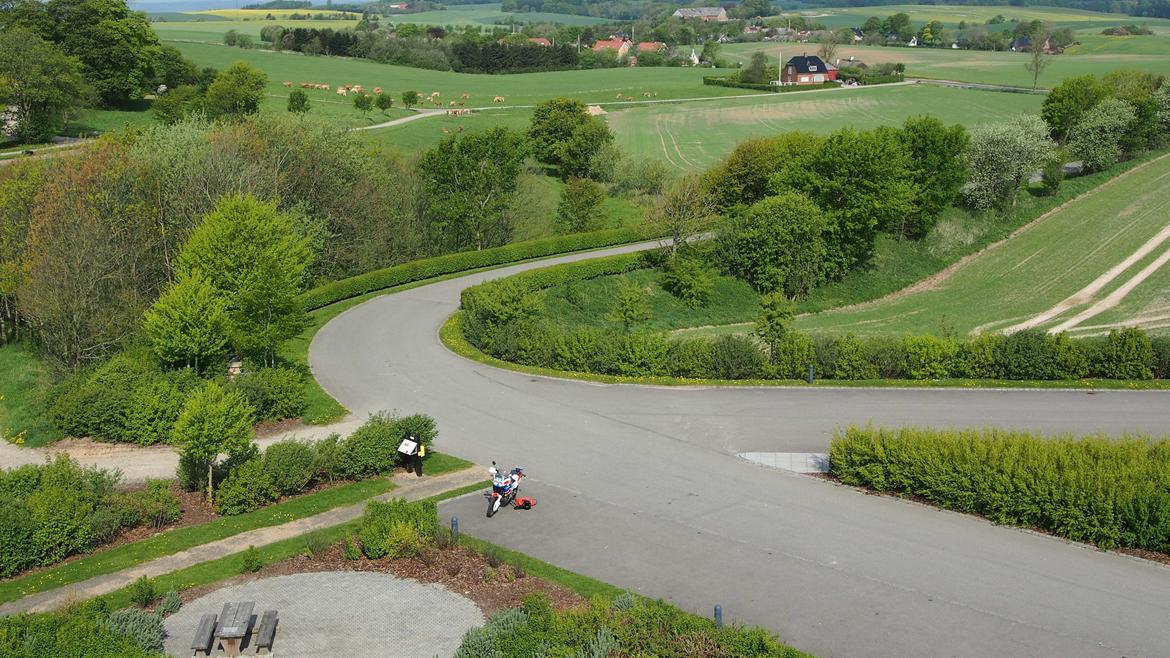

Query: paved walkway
0,466,487,616
162,572,482,658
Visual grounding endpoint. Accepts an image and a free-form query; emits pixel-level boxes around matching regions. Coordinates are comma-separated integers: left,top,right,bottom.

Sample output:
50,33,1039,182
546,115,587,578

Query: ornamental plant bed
177,540,584,617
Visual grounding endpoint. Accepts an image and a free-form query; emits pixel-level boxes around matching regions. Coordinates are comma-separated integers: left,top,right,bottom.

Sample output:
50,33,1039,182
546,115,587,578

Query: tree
152,85,203,125
965,114,1054,210
171,381,255,503
773,127,917,275
651,175,716,258
527,97,613,179
176,195,313,365
417,127,529,251
142,272,229,370
607,280,651,331
402,89,419,109
755,292,795,365
0,29,87,143
1068,97,1137,172
44,0,164,104
287,88,310,114
352,91,373,114
1155,85,1170,134
1024,27,1052,90
701,132,823,210
740,52,769,84
203,61,267,120
555,178,606,234
898,116,970,238
720,191,828,298
1041,75,1109,142
817,30,838,63
375,92,393,113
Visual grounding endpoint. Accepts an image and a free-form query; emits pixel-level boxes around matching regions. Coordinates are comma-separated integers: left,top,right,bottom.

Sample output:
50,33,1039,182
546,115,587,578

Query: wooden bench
254,610,278,655
191,613,217,657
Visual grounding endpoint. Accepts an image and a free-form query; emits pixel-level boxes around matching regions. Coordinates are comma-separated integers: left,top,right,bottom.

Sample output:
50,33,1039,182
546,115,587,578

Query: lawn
795,152,1170,338
606,83,1044,171
0,343,56,448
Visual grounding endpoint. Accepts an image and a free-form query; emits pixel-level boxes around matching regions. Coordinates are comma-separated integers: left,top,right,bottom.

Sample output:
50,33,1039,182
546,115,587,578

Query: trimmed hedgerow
299,226,656,311
830,425,1170,553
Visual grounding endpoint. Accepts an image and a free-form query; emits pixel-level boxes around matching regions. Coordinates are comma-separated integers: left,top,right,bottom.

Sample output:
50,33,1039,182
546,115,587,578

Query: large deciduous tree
45,0,163,105
0,29,88,143
1068,97,1137,172
177,195,313,365
701,132,823,211
898,116,969,238
1041,75,1109,142
720,191,828,298
964,114,1054,210
527,97,613,180
555,177,606,234
203,61,267,120
772,127,917,275
142,272,229,370
417,127,528,251
0,160,45,344
652,175,716,259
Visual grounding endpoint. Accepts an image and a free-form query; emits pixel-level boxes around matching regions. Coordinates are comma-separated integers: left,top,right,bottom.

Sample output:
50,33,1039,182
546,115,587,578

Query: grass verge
0,343,58,447
441,311,1170,390
0,478,397,604
456,534,623,601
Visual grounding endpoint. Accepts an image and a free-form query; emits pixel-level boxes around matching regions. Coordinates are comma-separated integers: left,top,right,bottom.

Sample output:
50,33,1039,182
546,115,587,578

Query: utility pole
777,48,782,85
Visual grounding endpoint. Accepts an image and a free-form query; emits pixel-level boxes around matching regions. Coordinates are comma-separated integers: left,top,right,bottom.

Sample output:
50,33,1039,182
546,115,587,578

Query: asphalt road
310,244,1170,658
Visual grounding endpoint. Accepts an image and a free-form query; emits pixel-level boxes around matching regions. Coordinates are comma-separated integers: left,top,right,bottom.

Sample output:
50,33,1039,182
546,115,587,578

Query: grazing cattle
457,101,465,107
337,87,348,96
431,91,440,97
615,93,623,99
643,91,651,97
442,127,450,134
373,87,382,95
493,96,505,103
283,81,293,87
625,96,634,101
460,92,470,99
449,101,456,107
352,85,363,93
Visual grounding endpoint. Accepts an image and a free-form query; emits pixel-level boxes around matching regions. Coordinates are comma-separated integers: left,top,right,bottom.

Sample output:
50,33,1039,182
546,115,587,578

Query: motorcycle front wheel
487,495,500,518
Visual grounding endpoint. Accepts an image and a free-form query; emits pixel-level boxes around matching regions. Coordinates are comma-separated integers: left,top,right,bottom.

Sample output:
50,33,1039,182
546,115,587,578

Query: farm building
781,55,838,85
671,7,728,21
636,41,666,52
528,37,552,46
592,38,631,57
1010,35,1063,54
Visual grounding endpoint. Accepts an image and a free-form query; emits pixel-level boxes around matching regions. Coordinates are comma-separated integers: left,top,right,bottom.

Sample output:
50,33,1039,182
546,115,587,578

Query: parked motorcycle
486,461,524,518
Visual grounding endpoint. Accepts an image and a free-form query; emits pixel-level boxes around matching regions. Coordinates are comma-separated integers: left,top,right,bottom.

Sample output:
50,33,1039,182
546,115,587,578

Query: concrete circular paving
163,571,483,658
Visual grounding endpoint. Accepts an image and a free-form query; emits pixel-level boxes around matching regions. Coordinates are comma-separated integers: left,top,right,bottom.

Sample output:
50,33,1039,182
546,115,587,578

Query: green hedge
702,76,839,93
298,226,656,311
830,425,1170,552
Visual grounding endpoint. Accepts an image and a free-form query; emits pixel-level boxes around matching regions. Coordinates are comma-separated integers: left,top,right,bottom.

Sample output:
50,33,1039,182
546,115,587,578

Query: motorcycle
486,461,524,518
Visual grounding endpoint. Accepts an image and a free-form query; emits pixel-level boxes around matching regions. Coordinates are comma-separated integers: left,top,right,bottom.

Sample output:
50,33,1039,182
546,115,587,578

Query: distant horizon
132,0,361,13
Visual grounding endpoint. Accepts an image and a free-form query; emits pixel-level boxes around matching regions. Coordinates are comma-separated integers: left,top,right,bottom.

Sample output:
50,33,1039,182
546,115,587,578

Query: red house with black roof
781,55,838,85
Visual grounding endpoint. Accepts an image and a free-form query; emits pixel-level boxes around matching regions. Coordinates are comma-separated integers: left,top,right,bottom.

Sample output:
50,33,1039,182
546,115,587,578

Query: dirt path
1049,244,1170,333
0,417,362,482
0,466,486,616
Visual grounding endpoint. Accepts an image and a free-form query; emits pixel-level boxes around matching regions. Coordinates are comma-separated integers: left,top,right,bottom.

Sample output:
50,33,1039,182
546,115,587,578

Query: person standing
414,438,426,477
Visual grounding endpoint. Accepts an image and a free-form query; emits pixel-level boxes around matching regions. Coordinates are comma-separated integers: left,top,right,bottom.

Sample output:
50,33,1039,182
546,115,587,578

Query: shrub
128,479,181,530
359,498,438,559
1152,336,1170,379
49,351,161,441
831,425,1170,553
89,496,140,544
229,365,306,421
215,459,279,516
615,332,669,377
312,433,341,481
861,335,906,379
667,338,714,378
953,334,1003,379
382,521,427,559
768,332,817,380
827,335,877,380
303,532,330,558
121,379,185,445
128,576,157,608
660,256,716,309
105,608,165,653
900,335,958,380
241,545,264,573
335,412,405,479
262,439,317,497
710,335,765,380
552,327,603,372
1093,328,1154,380
0,498,37,577
159,589,181,616
341,533,362,560
995,329,1086,380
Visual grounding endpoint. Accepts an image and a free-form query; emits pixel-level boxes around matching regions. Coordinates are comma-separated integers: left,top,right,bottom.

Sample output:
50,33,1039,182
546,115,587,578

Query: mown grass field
0,344,56,448
805,4,1170,32
153,19,362,42
606,84,1043,171
794,153,1170,337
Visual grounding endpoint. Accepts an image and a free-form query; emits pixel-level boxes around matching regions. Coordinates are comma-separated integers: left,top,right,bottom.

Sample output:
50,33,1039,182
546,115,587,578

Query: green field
805,4,1170,32
794,153,1170,338
0,344,56,448
607,83,1043,171
153,19,361,42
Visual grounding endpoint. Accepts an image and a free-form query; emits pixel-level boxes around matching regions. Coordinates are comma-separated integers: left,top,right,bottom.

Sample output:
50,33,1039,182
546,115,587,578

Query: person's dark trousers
413,453,424,477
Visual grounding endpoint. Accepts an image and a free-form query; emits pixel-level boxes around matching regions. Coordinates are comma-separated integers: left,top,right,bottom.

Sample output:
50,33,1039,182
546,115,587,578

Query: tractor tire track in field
1049,243,1170,333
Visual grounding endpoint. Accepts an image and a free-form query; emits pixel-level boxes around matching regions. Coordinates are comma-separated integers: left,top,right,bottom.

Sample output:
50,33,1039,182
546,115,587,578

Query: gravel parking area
163,571,483,658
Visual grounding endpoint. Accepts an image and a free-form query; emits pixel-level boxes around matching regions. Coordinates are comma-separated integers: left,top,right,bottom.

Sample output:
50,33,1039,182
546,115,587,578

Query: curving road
311,243,1170,658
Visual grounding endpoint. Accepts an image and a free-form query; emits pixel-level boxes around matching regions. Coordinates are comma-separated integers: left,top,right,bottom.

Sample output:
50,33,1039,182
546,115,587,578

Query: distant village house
672,7,729,22
781,54,838,85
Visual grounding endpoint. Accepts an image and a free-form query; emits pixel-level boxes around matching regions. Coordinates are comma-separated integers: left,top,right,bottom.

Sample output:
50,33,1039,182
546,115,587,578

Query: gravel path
162,572,482,658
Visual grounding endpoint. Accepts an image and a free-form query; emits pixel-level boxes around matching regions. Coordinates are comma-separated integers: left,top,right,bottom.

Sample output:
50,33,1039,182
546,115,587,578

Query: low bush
215,458,278,516
667,338,714,378
1091,328,1154,380
106,607,165,653
241,545,264,573
262,440,317,497
358,498,438,559
661,256,716,309
0,599,162,657
335,413,404,479
382,521,428,559
159,589,181,616
128,575,157,608
711,335,765,379
229,365,307,422
831,425,1170,552
341,533,362,560
48,350,162,442
128,479,182,530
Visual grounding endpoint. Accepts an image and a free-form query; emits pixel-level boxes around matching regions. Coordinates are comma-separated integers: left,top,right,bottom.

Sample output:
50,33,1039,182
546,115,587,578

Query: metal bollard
451,516,459,541
807,364,815,384
714,604,723,628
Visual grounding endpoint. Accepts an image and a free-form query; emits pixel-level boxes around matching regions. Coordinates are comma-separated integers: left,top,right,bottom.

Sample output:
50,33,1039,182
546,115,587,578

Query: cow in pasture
283,81,293,87
493,96,505,103
373,87,382,95
337,87,348,96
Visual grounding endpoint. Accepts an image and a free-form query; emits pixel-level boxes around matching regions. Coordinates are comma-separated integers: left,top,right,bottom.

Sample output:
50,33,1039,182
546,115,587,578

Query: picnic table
214,601,255,658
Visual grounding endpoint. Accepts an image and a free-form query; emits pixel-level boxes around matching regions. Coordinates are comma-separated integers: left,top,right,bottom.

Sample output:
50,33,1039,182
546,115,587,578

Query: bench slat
191,613,217,652
256,610,278,649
